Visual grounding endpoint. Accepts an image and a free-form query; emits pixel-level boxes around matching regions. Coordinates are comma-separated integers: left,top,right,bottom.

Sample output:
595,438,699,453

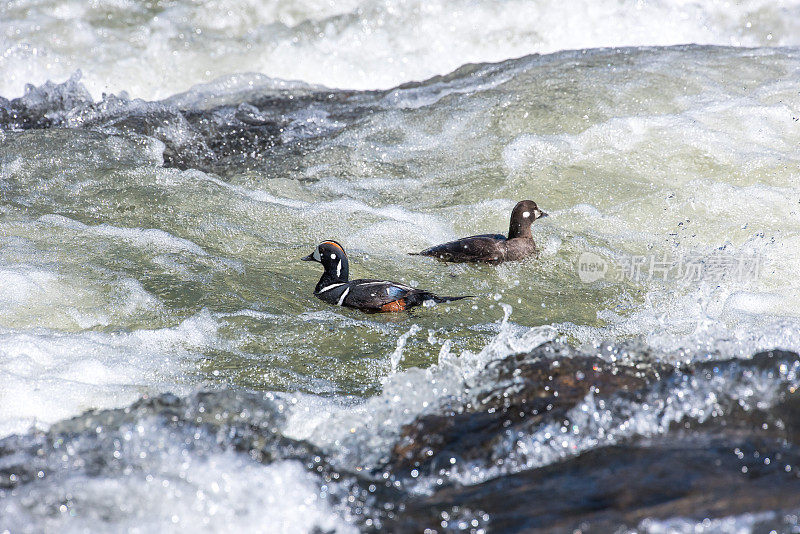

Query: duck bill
538,211,549,218
301,253,316,262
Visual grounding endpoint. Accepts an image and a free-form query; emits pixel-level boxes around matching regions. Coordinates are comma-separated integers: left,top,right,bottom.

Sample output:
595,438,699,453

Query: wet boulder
389,342,670,476
0,74,381,177
389,435,800,533
380,345,800,533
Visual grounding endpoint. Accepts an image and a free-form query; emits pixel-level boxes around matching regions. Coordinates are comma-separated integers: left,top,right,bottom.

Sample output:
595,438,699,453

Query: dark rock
388,435,800,533
389,342,670,476
0,389,404,531
3,344,799,532
0,74,383,176
380,345,800,532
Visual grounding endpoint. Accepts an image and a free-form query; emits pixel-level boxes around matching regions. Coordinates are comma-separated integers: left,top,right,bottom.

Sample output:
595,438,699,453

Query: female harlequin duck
414,200,548,264
302,241,469,313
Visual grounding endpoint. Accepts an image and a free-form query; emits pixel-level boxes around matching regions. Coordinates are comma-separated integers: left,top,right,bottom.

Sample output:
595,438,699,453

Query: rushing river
2,0,800,532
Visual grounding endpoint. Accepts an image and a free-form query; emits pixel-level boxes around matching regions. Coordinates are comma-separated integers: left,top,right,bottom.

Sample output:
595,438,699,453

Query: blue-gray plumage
302,241,470,312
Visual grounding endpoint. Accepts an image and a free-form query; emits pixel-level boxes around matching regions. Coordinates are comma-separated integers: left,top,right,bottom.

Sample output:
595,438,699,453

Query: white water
3,44,800,450
0,434,356,534
636,511,791,534
3,1,800,531
3,0,800,99
0,310,221,437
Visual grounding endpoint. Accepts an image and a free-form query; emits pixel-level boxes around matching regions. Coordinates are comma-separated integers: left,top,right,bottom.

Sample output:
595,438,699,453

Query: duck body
415,200,547,265
314,278,459,312
303,241,469,313
417,233,536,265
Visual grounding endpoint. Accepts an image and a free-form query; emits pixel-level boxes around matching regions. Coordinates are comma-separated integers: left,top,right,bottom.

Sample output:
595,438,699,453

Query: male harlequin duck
302,240,470,313
414,200,548,264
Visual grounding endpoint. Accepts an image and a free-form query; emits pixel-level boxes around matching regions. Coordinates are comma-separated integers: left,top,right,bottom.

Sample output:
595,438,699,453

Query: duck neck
508,220,533,240
315,258,349,292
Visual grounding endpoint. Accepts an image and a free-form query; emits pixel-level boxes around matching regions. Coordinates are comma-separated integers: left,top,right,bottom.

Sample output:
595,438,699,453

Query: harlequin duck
302,241,470,313
414,200,548,264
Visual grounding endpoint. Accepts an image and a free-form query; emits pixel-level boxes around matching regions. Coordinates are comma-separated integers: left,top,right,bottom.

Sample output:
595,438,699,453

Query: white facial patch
331,253,337,259
313,248,321,261
522,211,530,218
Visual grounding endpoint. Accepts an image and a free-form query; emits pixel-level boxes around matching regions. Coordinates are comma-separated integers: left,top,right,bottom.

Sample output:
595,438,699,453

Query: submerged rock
389,342,671,476
379,345,800,532
0,73,380,177
390,435,800,533
1,346,798,532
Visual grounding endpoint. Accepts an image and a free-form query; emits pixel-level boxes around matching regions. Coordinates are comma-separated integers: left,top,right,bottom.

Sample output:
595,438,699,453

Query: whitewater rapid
2,1,800,532
3,0,800,99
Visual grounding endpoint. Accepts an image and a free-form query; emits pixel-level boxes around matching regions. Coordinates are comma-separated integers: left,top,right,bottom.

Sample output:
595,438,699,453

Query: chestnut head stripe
321,241,345,255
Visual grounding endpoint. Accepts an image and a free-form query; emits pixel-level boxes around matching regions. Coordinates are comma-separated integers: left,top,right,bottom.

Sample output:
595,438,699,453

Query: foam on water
3,0,800,99
635,511,796,534
0,261,161,330
196,173,458,251
3,34,800,529
284,306,559,470
2,460,355,533
280,300,800,491
566,285,800,361
2,45,799,441
0,310,223,438
0,413,356,533
39,214,209,257
0,219,167,333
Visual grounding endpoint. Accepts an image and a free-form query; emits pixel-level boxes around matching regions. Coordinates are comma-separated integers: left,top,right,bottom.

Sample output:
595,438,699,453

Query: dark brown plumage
414,200,547,264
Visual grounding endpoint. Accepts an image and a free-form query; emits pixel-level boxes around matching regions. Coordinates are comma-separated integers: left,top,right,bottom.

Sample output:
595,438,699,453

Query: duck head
508,200,547,239
302,240,350,282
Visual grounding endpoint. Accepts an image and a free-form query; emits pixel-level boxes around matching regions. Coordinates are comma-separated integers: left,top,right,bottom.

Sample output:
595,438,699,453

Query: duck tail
424,293,474,304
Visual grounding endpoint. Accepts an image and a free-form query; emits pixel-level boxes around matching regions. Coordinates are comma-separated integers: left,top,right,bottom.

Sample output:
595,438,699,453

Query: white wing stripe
319,283,346,293
356,281,411,289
